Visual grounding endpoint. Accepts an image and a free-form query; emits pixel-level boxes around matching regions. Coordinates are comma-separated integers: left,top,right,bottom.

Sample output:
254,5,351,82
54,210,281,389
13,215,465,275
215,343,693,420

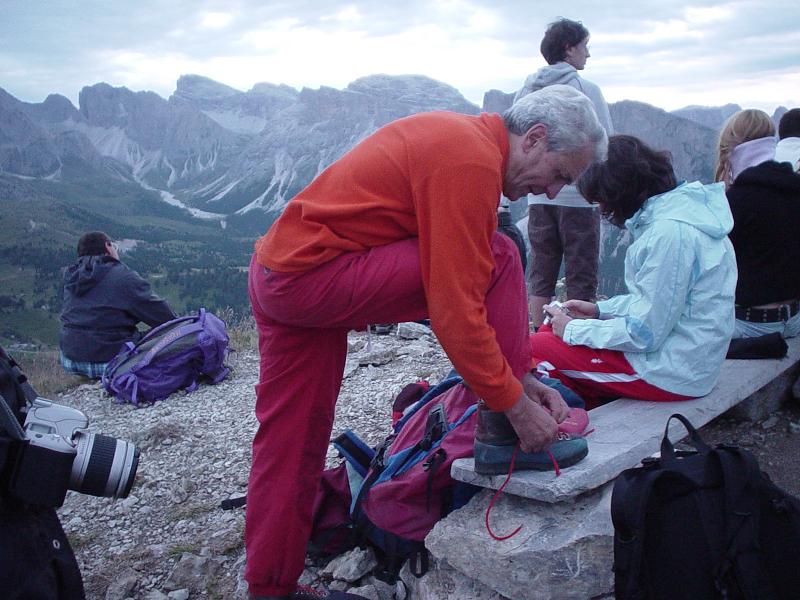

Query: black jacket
59,255,176,362
727,160,800,307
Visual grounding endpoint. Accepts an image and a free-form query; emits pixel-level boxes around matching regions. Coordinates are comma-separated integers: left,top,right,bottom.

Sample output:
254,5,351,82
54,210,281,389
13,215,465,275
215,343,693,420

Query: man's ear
523,123,548,152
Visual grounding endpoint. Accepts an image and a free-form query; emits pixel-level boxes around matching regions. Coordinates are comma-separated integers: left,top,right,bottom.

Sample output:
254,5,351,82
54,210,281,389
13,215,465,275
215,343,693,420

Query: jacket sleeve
563,221,694,352
413,163,523,411
122,271,177,327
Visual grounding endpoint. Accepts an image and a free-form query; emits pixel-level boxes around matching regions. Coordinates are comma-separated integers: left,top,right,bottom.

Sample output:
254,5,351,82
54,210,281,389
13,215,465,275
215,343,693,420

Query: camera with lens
4,397,140,508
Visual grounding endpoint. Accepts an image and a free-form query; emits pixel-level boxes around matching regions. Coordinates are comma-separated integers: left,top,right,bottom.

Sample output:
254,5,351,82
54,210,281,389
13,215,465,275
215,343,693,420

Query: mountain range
0,74,786,345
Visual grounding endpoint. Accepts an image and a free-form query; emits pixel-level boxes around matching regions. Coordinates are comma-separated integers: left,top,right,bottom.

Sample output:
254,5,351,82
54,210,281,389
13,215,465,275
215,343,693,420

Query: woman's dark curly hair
577,135,677,228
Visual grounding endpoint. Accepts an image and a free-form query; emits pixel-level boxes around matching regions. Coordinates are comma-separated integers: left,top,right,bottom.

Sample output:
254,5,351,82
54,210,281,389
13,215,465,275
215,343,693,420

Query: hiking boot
473,403,588,475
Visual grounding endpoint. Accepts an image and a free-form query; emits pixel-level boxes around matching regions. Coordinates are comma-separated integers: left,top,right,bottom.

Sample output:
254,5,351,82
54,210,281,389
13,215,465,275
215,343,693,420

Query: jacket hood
774,137,800,169
522,62,579,92
64,255,117,296
735,159,800,193
729,136,776,181
626,181,733,239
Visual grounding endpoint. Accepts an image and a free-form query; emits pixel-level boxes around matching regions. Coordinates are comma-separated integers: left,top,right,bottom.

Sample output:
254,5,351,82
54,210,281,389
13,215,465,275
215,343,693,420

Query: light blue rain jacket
562,181,737,397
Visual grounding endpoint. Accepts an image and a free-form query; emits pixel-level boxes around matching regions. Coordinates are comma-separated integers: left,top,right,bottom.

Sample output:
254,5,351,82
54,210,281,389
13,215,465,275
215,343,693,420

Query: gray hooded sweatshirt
514,62,614,207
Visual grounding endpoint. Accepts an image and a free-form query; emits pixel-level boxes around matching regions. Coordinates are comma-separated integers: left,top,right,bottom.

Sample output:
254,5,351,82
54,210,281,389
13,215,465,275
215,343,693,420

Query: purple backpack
102,308,229,405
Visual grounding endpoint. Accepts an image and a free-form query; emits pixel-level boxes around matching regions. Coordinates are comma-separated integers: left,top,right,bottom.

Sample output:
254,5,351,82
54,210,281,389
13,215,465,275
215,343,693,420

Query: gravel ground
56,326,452,600
50,326,800,600
699,398,800,498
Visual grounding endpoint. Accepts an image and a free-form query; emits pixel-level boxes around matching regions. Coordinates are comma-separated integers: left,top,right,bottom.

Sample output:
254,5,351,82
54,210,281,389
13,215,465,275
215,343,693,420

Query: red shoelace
484,441,563,541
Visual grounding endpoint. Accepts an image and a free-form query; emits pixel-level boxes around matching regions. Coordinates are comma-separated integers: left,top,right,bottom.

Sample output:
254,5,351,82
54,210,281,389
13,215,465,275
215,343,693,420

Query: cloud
0,0,798,114
199,11,235,30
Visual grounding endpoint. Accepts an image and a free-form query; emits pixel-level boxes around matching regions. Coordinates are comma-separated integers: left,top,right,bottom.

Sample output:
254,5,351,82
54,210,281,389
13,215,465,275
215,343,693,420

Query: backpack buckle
420,403,447,451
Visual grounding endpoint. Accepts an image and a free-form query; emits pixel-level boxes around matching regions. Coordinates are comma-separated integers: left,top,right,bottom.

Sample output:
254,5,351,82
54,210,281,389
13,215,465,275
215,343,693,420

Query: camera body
6,398,139,507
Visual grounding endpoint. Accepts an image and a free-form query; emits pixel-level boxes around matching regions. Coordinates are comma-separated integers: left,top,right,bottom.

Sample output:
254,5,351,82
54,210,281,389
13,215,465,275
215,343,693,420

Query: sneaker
557,407,589,435
473,404,588,475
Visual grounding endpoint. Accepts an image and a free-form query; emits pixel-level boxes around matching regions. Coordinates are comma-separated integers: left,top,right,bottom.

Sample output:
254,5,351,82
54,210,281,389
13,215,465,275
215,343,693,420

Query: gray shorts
527,204,599,300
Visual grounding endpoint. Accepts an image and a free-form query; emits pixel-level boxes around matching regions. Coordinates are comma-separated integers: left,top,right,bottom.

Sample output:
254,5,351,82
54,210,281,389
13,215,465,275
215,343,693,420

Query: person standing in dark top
59,231,176,378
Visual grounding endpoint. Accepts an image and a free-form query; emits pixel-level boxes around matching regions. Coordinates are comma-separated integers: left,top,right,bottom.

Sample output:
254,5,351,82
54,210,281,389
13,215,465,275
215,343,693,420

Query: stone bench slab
452,336,800,503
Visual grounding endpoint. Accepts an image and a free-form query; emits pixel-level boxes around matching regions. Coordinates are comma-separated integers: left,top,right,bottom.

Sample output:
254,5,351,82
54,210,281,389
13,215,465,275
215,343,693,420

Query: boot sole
473,439,589,475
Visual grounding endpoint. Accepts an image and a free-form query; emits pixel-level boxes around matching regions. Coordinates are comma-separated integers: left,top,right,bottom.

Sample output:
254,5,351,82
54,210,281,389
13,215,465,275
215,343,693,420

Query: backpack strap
136,311,202,346
102,341,136,388
332,430,375,478
713,446,763,600
611,463,664,600
133,320,206,372
659,413,711,467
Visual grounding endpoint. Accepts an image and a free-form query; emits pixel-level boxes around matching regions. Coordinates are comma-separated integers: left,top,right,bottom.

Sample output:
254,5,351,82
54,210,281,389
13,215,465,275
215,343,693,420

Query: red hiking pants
245,233,530,596
530,326,693,408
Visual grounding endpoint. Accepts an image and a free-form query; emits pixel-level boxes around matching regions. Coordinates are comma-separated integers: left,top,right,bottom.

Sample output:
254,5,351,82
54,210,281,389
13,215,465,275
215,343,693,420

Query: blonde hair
715,109,775,184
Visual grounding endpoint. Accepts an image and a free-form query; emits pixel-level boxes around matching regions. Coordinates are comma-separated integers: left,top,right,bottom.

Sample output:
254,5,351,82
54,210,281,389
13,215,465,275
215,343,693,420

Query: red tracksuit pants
530,326,693,408
245,233,531,596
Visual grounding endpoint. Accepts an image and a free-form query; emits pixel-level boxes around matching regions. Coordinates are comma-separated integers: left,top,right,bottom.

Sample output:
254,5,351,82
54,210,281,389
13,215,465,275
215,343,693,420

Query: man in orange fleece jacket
246,84,606,600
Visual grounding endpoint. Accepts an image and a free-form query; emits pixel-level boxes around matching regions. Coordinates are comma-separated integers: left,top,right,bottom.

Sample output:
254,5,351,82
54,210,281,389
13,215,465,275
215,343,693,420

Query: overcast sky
2,0,798,114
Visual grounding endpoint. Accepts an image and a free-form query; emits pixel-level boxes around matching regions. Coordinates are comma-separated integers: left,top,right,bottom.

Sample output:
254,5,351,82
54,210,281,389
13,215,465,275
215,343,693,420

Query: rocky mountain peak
174,74,242,102
248,81,299,99
27,94,83,124
671,103,741,131
347,74,479,114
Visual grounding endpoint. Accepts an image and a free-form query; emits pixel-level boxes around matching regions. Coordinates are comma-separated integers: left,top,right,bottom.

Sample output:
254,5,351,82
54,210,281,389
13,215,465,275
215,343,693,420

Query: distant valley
0,74,786,346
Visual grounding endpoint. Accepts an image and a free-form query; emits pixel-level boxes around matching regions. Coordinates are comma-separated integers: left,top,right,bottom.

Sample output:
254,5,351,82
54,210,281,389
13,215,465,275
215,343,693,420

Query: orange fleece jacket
255,111,522,411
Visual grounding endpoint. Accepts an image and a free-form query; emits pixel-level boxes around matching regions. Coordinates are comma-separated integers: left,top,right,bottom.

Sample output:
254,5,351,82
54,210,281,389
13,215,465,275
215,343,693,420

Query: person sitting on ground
530,135,736,407
514,17,615,330
59,231,176,379
775,108,800,172
715,109,800,340
246,85,607,600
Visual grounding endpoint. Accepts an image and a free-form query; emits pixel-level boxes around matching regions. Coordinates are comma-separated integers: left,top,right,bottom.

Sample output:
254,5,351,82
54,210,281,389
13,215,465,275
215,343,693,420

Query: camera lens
70,432,140,498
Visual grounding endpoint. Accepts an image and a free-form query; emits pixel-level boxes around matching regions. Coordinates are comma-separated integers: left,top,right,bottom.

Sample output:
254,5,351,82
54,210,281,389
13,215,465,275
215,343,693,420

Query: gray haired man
246,84,605,599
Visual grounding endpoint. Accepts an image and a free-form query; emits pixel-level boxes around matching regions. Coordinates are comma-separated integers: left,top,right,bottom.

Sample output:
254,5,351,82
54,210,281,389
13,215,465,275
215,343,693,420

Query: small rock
143,592,169,600
347,584,381,600
789,421,800,434
395,579,408,600
66,516,83,528
322,546,378,582
163,553,221,591
328,579,350,591
365,576,396,600
298,566,321,587
396,322,430,340
343,360,359,378
762,416,779,430
104,567,139,600
167,590,190,600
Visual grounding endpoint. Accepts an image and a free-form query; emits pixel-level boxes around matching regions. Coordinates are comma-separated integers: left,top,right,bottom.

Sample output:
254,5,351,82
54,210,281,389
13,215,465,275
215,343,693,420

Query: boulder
425,486,614,600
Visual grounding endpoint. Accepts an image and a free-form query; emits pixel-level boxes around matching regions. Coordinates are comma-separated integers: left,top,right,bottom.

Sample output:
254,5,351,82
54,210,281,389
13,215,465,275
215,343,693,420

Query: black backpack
611,413,800,600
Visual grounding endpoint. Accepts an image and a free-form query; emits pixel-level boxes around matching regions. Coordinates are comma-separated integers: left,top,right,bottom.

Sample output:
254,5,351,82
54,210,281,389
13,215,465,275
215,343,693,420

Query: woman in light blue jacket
531,135,737,407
